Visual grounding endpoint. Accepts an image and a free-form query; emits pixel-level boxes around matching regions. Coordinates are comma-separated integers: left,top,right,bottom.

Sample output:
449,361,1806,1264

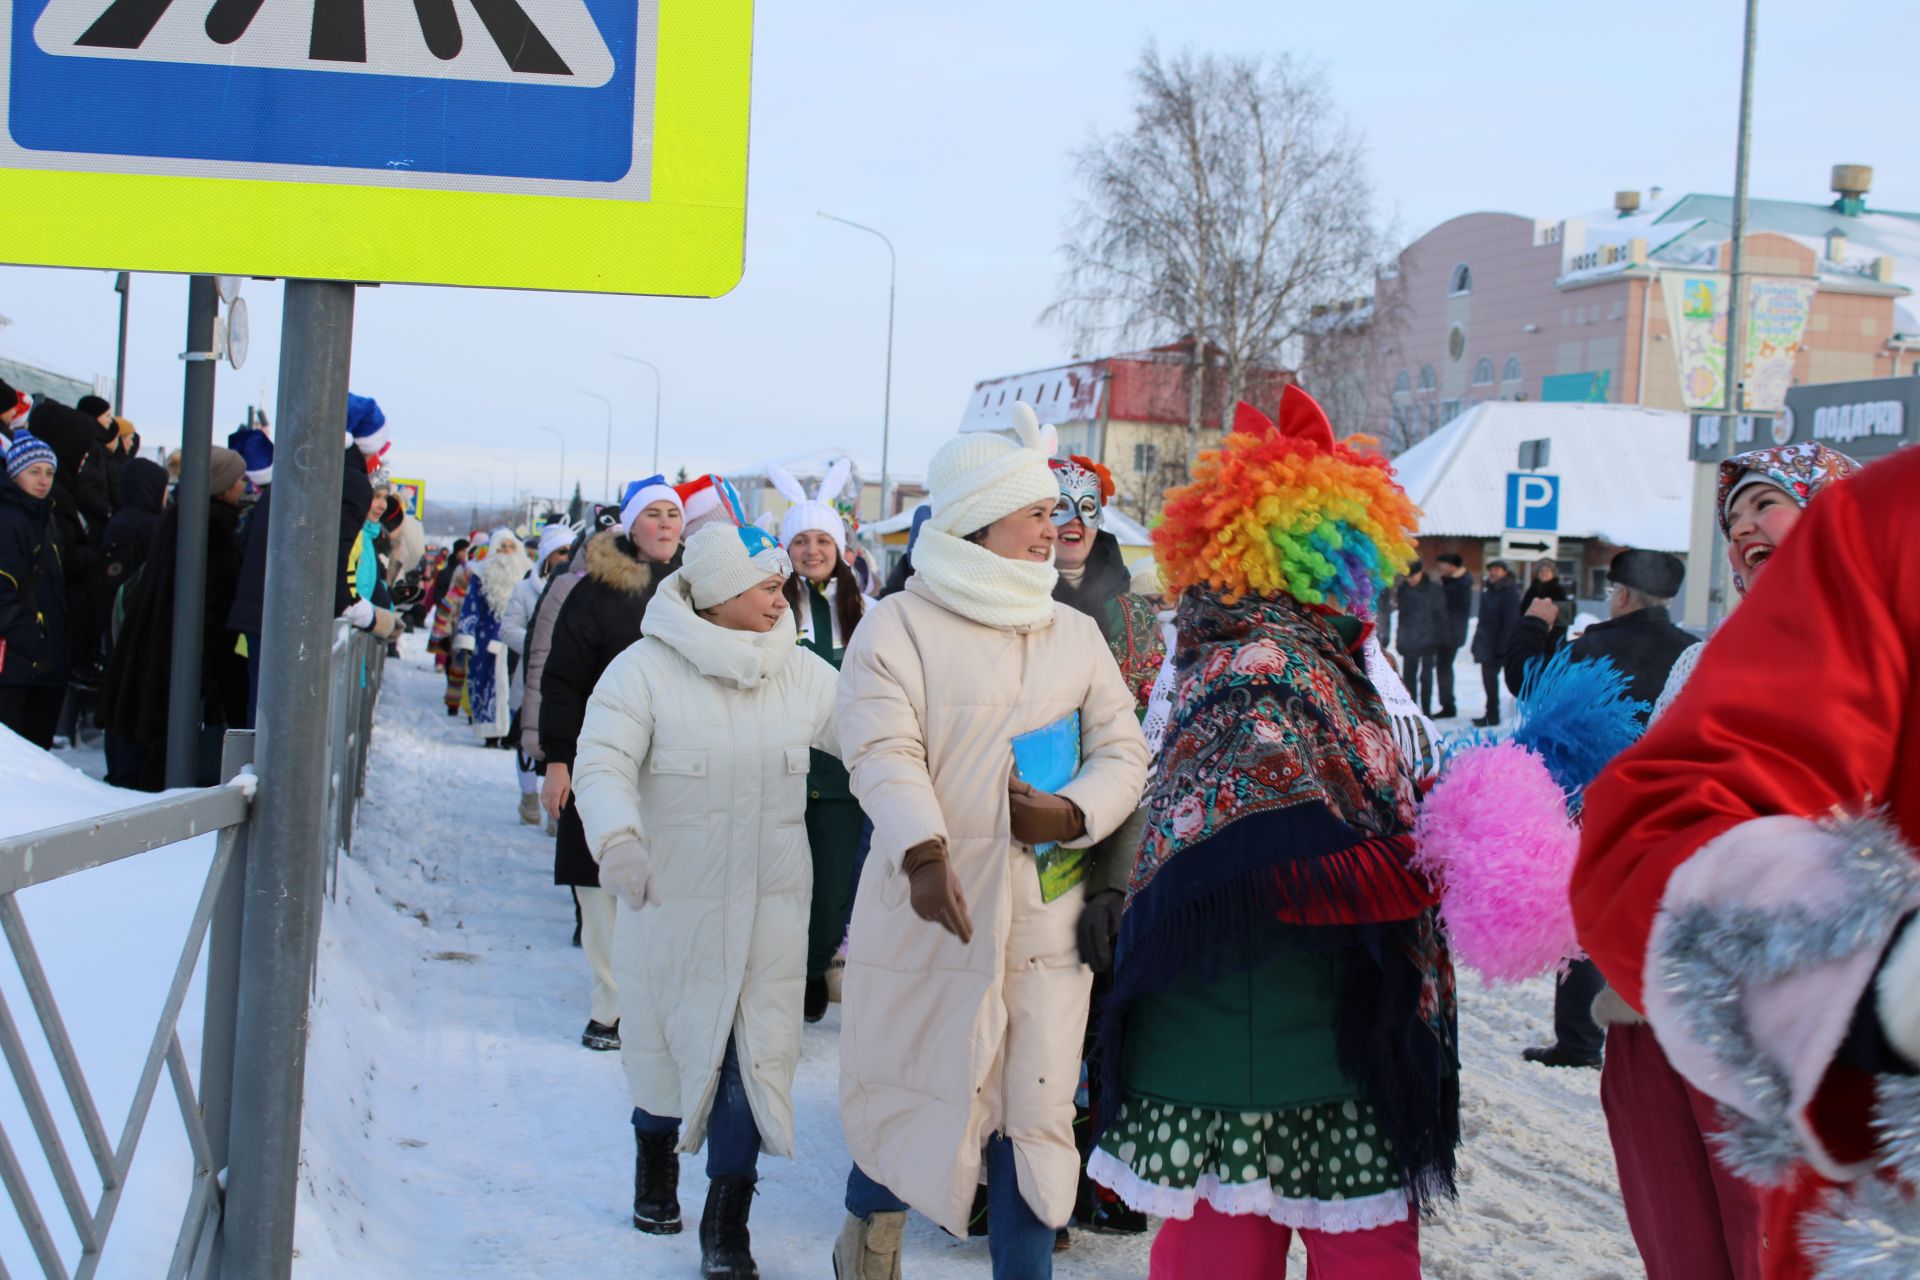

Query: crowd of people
443,388,1920,1280
0,374,424,784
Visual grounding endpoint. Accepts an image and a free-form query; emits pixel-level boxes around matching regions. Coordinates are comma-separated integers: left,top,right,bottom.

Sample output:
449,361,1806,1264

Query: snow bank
0,727,219,1277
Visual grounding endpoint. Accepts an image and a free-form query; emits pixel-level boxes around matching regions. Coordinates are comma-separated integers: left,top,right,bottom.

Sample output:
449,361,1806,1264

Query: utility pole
224,279,357,1280
819,213,897,518
165,276,219,787
1708,0,1760,629
112,272,130,413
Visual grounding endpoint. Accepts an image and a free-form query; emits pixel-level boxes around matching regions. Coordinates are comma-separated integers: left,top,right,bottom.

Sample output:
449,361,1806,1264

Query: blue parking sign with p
1505,473,1560,532
8,0,654,188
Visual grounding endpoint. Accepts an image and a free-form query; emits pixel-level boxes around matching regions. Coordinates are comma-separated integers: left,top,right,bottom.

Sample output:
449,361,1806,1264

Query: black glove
1076,890,1125,973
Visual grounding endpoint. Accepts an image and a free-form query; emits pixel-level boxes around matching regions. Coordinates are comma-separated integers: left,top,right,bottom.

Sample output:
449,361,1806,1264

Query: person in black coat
1469,560,1521,726
1393,562,1449,716
100,448,251,790
1507,548,1700,1070
98,457,166,639
539,502,683,1051
0,434,69,748
1434,554,1473,719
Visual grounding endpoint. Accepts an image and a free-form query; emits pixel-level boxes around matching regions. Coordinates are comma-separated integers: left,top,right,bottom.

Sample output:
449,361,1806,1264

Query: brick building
1323,166,1919,451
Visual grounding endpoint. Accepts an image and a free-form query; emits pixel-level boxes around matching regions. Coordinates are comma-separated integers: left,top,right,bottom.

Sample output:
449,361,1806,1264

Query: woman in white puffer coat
572,522,840,1280
832,405,1150,1280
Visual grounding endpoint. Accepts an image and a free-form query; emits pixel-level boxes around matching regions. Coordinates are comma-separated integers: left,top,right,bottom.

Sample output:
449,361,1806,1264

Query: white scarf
910,526,1058,629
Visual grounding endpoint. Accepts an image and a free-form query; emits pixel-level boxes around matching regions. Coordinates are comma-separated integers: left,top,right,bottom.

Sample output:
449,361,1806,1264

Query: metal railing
0,620,387,1278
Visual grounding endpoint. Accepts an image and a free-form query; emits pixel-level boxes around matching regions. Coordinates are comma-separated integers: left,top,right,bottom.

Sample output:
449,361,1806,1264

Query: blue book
1011,711,1083,902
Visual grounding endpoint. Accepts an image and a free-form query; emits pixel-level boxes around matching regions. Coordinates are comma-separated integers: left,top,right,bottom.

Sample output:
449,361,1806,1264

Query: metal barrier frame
0,621,387,1278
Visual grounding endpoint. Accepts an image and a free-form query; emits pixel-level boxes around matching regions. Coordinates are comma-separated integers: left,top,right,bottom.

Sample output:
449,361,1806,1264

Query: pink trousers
1601,1021,1764,1280
1149,1201,1420,1278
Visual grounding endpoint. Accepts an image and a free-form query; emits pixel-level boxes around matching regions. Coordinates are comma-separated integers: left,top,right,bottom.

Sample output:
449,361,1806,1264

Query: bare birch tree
1045,47,1386,473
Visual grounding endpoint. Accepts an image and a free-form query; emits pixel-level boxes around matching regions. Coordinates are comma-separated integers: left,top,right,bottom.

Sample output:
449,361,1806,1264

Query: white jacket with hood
572,568,840,1158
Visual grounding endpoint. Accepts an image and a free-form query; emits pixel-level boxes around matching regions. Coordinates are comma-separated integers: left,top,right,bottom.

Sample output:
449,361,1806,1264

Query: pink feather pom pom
1411,740,1581,984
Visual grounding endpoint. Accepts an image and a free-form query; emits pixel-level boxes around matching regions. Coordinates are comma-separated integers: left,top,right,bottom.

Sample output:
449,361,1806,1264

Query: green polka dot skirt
1090,1092,1411,1231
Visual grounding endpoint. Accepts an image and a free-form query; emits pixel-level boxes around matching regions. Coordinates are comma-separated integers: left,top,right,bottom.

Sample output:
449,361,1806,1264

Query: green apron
802,584,865,979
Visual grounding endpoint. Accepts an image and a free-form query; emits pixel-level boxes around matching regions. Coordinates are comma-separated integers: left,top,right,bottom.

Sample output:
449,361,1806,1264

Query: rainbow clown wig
1153,384,1419,617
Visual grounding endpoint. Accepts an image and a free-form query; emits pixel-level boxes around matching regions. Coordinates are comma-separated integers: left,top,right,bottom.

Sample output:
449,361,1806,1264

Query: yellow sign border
0,0,751,296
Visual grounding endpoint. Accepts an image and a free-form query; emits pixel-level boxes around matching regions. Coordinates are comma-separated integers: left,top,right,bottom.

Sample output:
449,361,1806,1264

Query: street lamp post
487,453,521,514
573,388,615,501
463,467,496,523
612,354,662,474
818,212,897,518
536,424,567,511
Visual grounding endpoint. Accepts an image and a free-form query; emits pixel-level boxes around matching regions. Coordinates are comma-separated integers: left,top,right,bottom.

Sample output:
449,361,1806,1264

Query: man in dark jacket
1470,560,1521,726
1394,561,1449,717
1434,554,1473,718
0,433,69,747
1507,548,1699,1069
98,457,167,640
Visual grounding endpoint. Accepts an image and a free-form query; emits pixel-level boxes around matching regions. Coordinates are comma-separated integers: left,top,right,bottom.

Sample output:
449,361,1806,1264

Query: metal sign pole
165,275,219,787
222,279,355,1280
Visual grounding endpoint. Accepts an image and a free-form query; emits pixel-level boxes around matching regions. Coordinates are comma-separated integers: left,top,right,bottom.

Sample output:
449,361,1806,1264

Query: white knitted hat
683,523,792,610
929,403,1058,536
767,457,853,552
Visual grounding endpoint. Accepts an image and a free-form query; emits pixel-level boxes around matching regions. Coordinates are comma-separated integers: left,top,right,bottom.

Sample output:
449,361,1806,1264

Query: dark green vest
802,584,853,801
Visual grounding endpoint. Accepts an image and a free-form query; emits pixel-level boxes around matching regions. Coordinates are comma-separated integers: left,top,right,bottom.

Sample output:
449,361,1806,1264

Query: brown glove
1008,772,1086,846
902,838,973,944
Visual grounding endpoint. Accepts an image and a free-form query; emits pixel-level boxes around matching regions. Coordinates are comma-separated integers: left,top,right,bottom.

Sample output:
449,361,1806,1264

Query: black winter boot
632,1129,682,1234
699,1174,758,1278
804,975,829,1023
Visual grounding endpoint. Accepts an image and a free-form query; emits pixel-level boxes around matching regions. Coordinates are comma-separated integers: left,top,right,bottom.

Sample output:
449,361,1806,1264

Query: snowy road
288,635,1644,1277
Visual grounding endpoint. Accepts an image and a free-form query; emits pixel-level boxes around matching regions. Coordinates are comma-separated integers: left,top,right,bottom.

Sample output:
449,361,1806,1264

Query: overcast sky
1,0,1913,512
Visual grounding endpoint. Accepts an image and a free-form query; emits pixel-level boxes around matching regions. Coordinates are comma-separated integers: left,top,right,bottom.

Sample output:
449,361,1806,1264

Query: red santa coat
1574,444,1920,1280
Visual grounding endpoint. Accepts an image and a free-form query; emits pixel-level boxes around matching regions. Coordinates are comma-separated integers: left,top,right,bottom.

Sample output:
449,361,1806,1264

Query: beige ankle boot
832,1210,904,1280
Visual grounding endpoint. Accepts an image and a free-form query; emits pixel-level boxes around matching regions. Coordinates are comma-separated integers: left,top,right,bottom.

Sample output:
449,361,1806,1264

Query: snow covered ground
282,635,1643,1278
0,630,1644,1276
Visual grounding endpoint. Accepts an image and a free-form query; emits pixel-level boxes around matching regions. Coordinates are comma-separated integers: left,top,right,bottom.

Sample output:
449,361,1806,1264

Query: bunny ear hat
770,455,857,553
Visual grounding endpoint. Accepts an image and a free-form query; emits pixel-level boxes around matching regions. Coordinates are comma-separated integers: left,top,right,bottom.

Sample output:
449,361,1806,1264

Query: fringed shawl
1101,588,1459,1209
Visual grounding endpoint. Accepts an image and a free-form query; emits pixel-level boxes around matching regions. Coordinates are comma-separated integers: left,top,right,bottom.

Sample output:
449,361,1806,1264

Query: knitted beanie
682,523,792,610
5,431,55,479
208,446,246,495
619,474,683,533
928,403,1058,537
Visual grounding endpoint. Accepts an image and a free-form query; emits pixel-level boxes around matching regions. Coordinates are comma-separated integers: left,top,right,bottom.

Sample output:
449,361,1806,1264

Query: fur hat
682,523,791,610
928,402,1058,537
1607,549,1684,599
619,474,683,534
6,431,55,479
767,456,854,552
488,525,522,556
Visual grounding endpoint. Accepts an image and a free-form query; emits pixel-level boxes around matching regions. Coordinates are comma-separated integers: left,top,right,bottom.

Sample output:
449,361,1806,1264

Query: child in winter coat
0,433,68,748
831,405,1149,1280
572,522,839,1280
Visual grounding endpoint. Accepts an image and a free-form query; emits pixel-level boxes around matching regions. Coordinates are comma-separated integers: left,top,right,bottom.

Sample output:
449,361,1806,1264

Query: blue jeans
846,1134,1054,1278
632,1036,760,1180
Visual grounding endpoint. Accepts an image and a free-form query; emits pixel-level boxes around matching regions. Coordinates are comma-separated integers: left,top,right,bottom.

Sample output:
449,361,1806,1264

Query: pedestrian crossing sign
0,0,750,294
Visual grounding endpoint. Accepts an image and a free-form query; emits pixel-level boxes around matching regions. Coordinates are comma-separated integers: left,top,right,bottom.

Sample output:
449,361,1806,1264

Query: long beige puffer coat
573,569,839,1158
836,576,1149,1235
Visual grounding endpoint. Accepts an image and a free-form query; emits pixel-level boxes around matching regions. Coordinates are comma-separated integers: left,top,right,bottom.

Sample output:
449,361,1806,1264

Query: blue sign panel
1505,472,1560,531
10,0,642,183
